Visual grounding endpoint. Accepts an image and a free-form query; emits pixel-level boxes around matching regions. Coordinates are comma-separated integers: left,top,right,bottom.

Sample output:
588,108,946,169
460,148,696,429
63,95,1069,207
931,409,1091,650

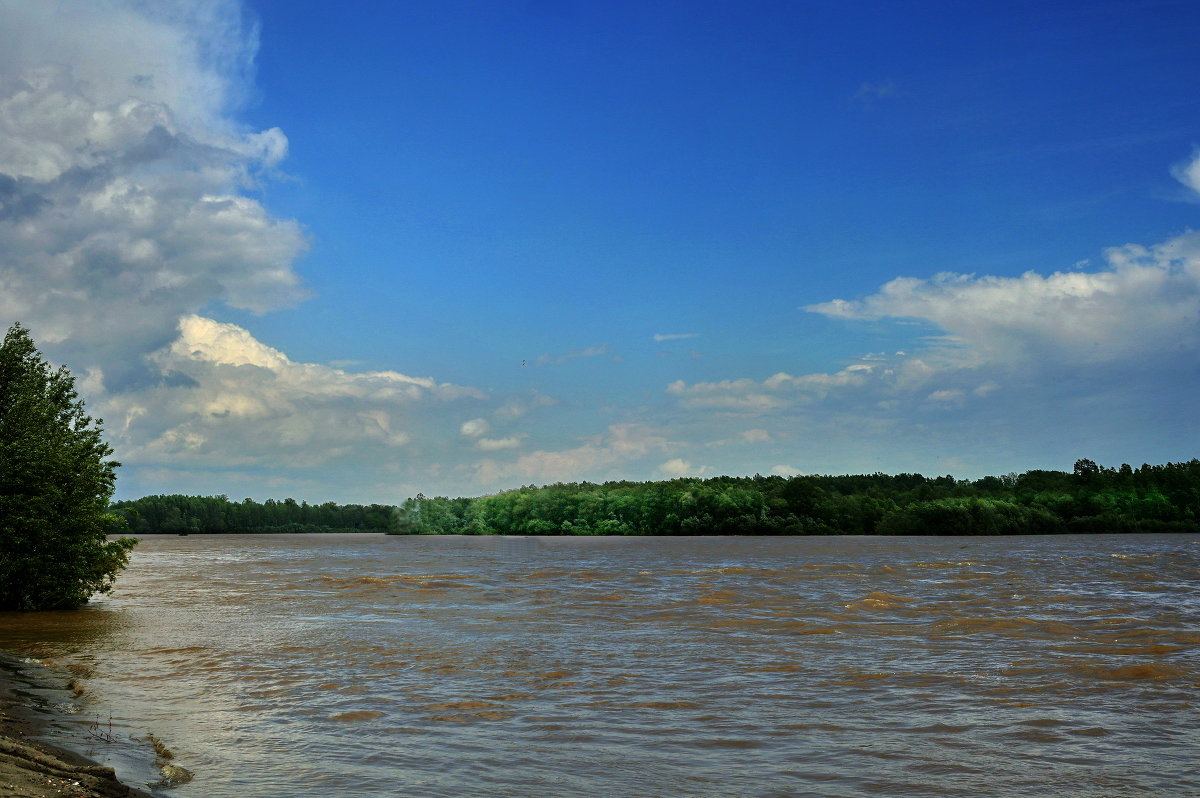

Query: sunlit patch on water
843,590,917,610
0,532,1197,797
330,710,386,722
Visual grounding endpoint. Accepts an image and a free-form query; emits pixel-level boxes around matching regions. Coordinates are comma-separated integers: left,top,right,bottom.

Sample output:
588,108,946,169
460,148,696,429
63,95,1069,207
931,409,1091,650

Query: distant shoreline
390,462,1200,536
108,460,1200,537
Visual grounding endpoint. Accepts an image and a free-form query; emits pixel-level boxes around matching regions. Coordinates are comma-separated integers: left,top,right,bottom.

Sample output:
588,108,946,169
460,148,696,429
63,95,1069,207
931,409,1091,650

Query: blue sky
2,0,1200,503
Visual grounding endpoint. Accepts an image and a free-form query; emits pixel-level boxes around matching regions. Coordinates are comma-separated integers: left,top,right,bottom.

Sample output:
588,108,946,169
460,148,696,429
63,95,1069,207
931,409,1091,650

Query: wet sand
0,671,146,798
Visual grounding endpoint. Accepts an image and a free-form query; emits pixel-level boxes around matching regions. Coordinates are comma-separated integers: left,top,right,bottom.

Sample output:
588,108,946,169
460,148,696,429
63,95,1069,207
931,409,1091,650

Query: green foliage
0,323,137,610
111,494,400,534
876,497,1058,536
393,459,1200,536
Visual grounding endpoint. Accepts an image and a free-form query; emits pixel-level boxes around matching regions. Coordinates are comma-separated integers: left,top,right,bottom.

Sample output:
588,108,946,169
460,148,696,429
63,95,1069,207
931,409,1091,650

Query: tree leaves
0,323,136,610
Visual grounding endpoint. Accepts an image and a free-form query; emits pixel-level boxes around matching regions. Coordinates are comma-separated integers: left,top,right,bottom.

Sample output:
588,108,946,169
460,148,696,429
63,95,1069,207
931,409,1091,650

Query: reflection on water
1,533,1197,797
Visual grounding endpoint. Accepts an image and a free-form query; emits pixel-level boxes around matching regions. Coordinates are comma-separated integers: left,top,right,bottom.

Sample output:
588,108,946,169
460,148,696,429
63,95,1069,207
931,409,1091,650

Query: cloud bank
663,153,1200,475
104,316,482,467
668,233,1200,416
0,0,494,501
806,239,1200,372
0,0,308,391
472,424,670,486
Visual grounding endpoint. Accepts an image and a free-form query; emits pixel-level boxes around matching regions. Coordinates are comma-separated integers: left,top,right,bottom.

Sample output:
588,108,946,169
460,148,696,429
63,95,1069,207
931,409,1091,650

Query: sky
2,0,1200,504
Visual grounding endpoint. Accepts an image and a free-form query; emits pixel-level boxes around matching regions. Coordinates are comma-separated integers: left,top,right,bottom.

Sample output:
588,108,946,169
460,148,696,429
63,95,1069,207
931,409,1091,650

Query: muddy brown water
0,533,1196,797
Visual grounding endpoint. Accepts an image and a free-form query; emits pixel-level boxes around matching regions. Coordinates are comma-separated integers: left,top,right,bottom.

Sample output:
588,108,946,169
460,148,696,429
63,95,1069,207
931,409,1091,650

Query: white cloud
804,236,1200,369
666,365,880,413
653,332,699,342
664,222,1200,420
476,436,525,451
0,1,260,139
661,158,1200,476
472,423,670,485
492,390,559,421
770,465,803,477
460,418,490,438
100,316,484,468
0,0,308,393
1172,149,1200,196
655,458,712,478
669,233,1200,421
536,344,610,366
704,427,774,448
0,1,514,502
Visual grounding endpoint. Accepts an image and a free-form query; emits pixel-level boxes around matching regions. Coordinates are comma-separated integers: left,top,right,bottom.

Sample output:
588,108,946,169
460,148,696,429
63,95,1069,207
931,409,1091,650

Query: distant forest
111,495,399,534
393,459,1200,536
110,459,1200,536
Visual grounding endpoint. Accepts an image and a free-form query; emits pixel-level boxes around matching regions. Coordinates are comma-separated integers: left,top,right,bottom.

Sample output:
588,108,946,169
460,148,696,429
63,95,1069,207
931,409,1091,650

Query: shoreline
0,662,149,798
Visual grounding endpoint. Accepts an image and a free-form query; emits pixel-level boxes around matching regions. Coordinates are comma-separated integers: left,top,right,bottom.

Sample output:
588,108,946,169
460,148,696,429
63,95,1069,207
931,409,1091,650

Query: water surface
1,533,1196,796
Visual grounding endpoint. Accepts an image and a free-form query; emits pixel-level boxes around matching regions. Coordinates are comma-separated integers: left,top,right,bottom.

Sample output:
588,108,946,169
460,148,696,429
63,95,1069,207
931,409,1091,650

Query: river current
0,533,1196,797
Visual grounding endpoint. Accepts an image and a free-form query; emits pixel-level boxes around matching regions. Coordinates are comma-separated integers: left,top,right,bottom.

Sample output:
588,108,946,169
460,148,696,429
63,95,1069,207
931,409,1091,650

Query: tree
0,323,136,610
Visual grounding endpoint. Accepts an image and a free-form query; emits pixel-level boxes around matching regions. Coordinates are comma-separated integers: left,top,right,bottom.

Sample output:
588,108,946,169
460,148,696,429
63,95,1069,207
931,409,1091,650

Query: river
0,533,1196,797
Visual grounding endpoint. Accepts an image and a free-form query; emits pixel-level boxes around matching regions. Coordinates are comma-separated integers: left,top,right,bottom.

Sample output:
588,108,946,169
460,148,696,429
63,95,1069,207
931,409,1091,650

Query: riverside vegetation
110,494,401,535
109,458,1200,537
50,453,1200,545
0,323,135,611
390,458,1200,536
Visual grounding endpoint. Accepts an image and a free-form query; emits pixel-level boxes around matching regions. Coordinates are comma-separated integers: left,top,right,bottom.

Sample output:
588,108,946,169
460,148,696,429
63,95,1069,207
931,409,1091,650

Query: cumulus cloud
472,423,670,485
662,158,1200,475
655,458,712,478
1172,149,1200,196
0,1,504,500
460,418,490,438
0,0,308,393
672,217,1200,418
666,365,882,413
805,238,1200,370
492,390,559,421
669,234,1200,421
99,316,483,467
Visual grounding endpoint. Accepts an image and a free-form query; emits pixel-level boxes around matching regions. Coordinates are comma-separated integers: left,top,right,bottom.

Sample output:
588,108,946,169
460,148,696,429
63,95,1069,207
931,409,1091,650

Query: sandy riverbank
0,672,148,798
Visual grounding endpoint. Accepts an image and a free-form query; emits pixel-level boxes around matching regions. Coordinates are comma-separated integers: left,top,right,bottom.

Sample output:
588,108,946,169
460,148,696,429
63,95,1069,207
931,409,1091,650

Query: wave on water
1,533,1196,798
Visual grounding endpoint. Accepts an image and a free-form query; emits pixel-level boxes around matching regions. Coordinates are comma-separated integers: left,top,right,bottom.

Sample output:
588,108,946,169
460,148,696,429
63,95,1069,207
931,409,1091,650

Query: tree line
111,494,400,534
5,313,1198,613
391,458,1200,536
